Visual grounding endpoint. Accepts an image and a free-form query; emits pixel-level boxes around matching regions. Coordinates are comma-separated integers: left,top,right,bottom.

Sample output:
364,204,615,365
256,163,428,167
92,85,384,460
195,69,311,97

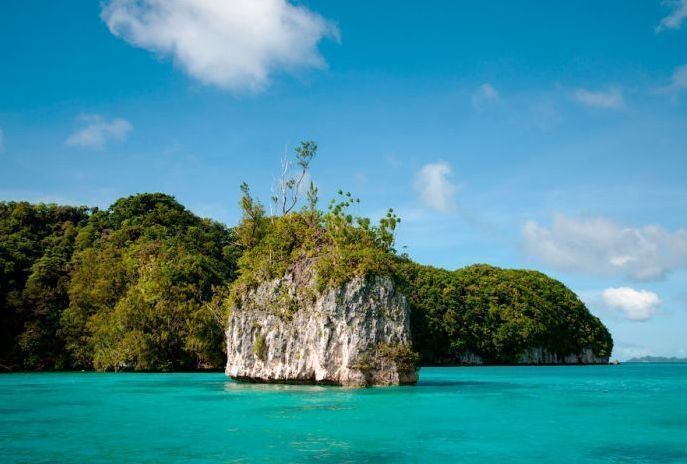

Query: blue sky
1,0,686,359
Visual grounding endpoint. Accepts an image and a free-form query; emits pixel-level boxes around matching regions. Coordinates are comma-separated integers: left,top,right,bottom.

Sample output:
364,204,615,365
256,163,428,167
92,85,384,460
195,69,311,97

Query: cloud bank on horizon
522,214,687,281
101,0,338,92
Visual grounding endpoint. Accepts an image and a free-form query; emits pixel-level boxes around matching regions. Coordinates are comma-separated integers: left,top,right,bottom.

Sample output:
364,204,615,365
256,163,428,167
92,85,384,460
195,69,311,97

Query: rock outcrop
516,347,608,365
225,267,418,387
440,348,608,365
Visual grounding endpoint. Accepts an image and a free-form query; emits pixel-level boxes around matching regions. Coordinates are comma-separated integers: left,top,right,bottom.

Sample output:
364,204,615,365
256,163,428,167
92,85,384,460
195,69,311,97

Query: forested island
0,143,612,375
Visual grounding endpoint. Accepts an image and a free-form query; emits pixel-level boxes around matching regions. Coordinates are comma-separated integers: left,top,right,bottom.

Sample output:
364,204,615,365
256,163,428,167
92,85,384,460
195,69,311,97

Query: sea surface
1,364,686,463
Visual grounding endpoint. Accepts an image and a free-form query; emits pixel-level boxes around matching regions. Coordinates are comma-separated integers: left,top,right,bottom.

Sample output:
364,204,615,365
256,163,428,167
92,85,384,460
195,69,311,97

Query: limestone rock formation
516,347,608,365
225,267,418,387
444,348,608,365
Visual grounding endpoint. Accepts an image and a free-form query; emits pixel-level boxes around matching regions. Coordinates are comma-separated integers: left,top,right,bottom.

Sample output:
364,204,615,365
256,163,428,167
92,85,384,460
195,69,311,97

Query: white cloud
655,64,687,97
472,83,499,110
414,162,457,213
656,0,687,32
101,0,338,93
573,88,624,109
669,64,687,92
675,64,687,86
522,214,687,281
66,114,133,150
602,287,662,321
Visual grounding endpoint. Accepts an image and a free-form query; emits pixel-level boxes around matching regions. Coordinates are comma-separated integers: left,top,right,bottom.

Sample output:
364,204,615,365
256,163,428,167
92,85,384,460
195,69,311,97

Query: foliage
60,193,238,371
271,141,318,215
394,260,614,364
227,141,611,367
0,156,613,371
252,331,267,362
232,141,398,296
230,190,400,303
236,182,267,249
0,202,91,370
377,343,420,372
350,343,420,373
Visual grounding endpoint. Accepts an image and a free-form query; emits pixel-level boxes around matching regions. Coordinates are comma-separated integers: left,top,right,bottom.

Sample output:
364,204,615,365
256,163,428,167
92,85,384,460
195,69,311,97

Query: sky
1,0,686,360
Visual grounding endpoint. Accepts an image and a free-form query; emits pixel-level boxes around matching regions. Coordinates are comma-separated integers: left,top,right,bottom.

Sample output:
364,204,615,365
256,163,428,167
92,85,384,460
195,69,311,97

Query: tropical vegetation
0,141,612,371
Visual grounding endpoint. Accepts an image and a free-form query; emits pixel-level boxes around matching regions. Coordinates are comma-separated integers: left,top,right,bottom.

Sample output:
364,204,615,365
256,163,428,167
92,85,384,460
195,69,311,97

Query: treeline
1,194,238,371
0,202,90,370
0,148,612,371
227,175,612,367
396,261,612,364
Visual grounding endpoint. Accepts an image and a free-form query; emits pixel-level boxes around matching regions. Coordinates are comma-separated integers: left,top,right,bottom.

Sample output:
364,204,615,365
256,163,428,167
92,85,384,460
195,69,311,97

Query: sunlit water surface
1,364,686,463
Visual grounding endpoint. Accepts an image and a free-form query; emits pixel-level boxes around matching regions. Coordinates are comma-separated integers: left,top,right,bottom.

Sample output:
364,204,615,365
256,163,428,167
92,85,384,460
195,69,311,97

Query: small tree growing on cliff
232,141,403,293
306,180,319,212
271,141,318,215
236,182,266,249
324,190,400,254
237,141,318,247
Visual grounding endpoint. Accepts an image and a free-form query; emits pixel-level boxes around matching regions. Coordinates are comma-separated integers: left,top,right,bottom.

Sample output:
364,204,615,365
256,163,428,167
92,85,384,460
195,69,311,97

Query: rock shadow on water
223,380,331,394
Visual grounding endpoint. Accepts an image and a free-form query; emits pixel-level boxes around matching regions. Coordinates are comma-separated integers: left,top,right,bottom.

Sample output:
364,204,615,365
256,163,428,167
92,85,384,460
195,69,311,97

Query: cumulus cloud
101,0,338,92
66,115,133,150
573,88,624,109
656,0,687,32
414,162,457,213
472,83,499,110
602,287,662,321
522,214,687,281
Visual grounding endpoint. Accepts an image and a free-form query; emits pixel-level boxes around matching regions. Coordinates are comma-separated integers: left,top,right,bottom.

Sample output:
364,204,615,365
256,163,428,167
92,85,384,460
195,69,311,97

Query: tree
61,193,238,371
0,202,90,370
395,261,613,364
271,141,318,215
236,182,266,249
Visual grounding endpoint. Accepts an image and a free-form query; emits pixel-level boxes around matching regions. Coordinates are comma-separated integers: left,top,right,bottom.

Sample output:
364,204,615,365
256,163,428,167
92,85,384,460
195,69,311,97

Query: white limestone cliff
225,267,418,387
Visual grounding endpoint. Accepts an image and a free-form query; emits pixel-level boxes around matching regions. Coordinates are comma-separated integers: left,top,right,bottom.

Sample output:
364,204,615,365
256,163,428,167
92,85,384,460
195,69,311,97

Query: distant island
626,356,687,363
0,142,613,382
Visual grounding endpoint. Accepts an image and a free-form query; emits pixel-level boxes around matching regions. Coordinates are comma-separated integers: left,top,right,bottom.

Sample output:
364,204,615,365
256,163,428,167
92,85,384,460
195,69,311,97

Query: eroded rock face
443,348,608,365
516,347,608,365
225,269,418,387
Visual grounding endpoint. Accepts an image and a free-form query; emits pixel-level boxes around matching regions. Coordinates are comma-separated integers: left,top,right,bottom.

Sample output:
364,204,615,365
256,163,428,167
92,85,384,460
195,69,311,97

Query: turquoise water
1,365,686,463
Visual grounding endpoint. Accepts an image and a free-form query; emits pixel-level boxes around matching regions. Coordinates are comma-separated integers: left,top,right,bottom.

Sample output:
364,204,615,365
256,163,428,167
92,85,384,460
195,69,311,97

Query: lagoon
1,364,686,463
